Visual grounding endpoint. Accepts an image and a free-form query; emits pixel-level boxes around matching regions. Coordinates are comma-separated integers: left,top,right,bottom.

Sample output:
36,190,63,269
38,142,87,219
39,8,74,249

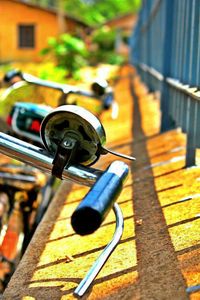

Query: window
18,25,35,48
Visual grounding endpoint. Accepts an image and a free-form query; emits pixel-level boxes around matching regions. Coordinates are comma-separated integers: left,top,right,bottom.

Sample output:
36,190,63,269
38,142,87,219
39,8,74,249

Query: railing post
185,98,197,167
185,0,199,167
160,0,174,132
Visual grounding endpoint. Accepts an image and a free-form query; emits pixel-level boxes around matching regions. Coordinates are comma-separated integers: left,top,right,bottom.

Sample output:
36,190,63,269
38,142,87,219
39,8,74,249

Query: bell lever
52,137,79,179
101,146,136,161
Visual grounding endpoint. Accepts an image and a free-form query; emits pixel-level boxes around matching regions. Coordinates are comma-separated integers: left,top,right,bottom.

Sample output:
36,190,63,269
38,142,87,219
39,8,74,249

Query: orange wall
0,0,77,62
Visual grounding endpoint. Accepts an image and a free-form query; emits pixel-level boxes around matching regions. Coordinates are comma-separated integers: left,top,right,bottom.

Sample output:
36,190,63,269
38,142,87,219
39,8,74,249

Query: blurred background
0,0,141,83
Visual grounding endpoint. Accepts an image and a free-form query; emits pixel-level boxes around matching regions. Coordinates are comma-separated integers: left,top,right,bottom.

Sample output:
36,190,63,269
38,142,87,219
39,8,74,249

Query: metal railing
130,0,200,167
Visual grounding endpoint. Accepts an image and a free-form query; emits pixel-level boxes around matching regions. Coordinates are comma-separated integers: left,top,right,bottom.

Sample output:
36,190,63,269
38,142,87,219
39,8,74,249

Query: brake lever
74,202,124,297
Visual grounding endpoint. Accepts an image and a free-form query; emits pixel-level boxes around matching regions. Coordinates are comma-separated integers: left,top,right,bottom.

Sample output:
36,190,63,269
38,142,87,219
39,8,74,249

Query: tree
28,0,141,26
63,0,141,26
32,0,56,7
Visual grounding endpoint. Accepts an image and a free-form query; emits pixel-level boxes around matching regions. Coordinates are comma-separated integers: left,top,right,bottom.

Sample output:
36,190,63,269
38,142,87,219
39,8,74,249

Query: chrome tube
23,73,77,93
0,132,102,187
74,203,124,297
23,73,97,99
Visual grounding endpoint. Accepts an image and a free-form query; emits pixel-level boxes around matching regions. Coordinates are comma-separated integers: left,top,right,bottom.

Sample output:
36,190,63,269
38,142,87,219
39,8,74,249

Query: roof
104,12,137,28
7,0,90,28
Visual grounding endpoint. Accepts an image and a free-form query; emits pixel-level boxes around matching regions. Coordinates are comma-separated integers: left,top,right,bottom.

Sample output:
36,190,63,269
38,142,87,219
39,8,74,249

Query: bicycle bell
40,105,135,178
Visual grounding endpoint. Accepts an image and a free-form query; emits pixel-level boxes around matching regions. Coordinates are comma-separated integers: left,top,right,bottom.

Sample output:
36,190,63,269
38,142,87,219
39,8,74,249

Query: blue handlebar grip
71,161,129,235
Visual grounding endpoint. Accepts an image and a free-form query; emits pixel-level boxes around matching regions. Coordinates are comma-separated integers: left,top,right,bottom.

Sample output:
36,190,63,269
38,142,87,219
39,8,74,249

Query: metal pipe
139,63,164,81
0,132,102,187
73,202,124,297
137,63,200,102
166,77,200,101
22,73,98,99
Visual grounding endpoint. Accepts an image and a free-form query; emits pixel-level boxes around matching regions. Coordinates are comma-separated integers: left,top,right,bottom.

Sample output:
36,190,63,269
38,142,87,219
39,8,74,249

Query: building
0,0,90,62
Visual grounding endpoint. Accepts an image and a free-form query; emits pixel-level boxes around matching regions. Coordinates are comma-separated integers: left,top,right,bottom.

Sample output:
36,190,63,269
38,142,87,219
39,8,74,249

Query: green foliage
38,63,67,82
89,49,125,66
28,0,141,26
41,34,89,79
40,29,125,79
92,27,116,51
89,27,126,65
63,0,141,26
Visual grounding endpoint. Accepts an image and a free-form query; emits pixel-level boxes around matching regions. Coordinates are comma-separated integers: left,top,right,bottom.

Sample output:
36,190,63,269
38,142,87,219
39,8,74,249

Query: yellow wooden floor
2,65,200,300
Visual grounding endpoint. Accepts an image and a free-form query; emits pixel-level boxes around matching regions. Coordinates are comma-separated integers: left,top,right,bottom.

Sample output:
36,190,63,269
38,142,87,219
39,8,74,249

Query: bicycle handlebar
4,70,90,96
0,132,129,234
3,70,115,108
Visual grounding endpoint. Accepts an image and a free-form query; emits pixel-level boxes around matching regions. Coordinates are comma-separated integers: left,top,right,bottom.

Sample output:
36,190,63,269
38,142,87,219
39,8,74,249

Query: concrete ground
2,65,200,300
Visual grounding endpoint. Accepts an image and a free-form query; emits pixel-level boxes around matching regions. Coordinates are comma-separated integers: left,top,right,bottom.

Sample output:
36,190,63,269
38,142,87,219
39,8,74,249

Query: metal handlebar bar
0,132,101,187
0,132,129,227
4,69,113,101
22,73,97,99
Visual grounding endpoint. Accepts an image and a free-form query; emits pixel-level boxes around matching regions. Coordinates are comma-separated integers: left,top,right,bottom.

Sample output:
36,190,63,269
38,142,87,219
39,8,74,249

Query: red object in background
29,119,41,132
6,115,12,127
